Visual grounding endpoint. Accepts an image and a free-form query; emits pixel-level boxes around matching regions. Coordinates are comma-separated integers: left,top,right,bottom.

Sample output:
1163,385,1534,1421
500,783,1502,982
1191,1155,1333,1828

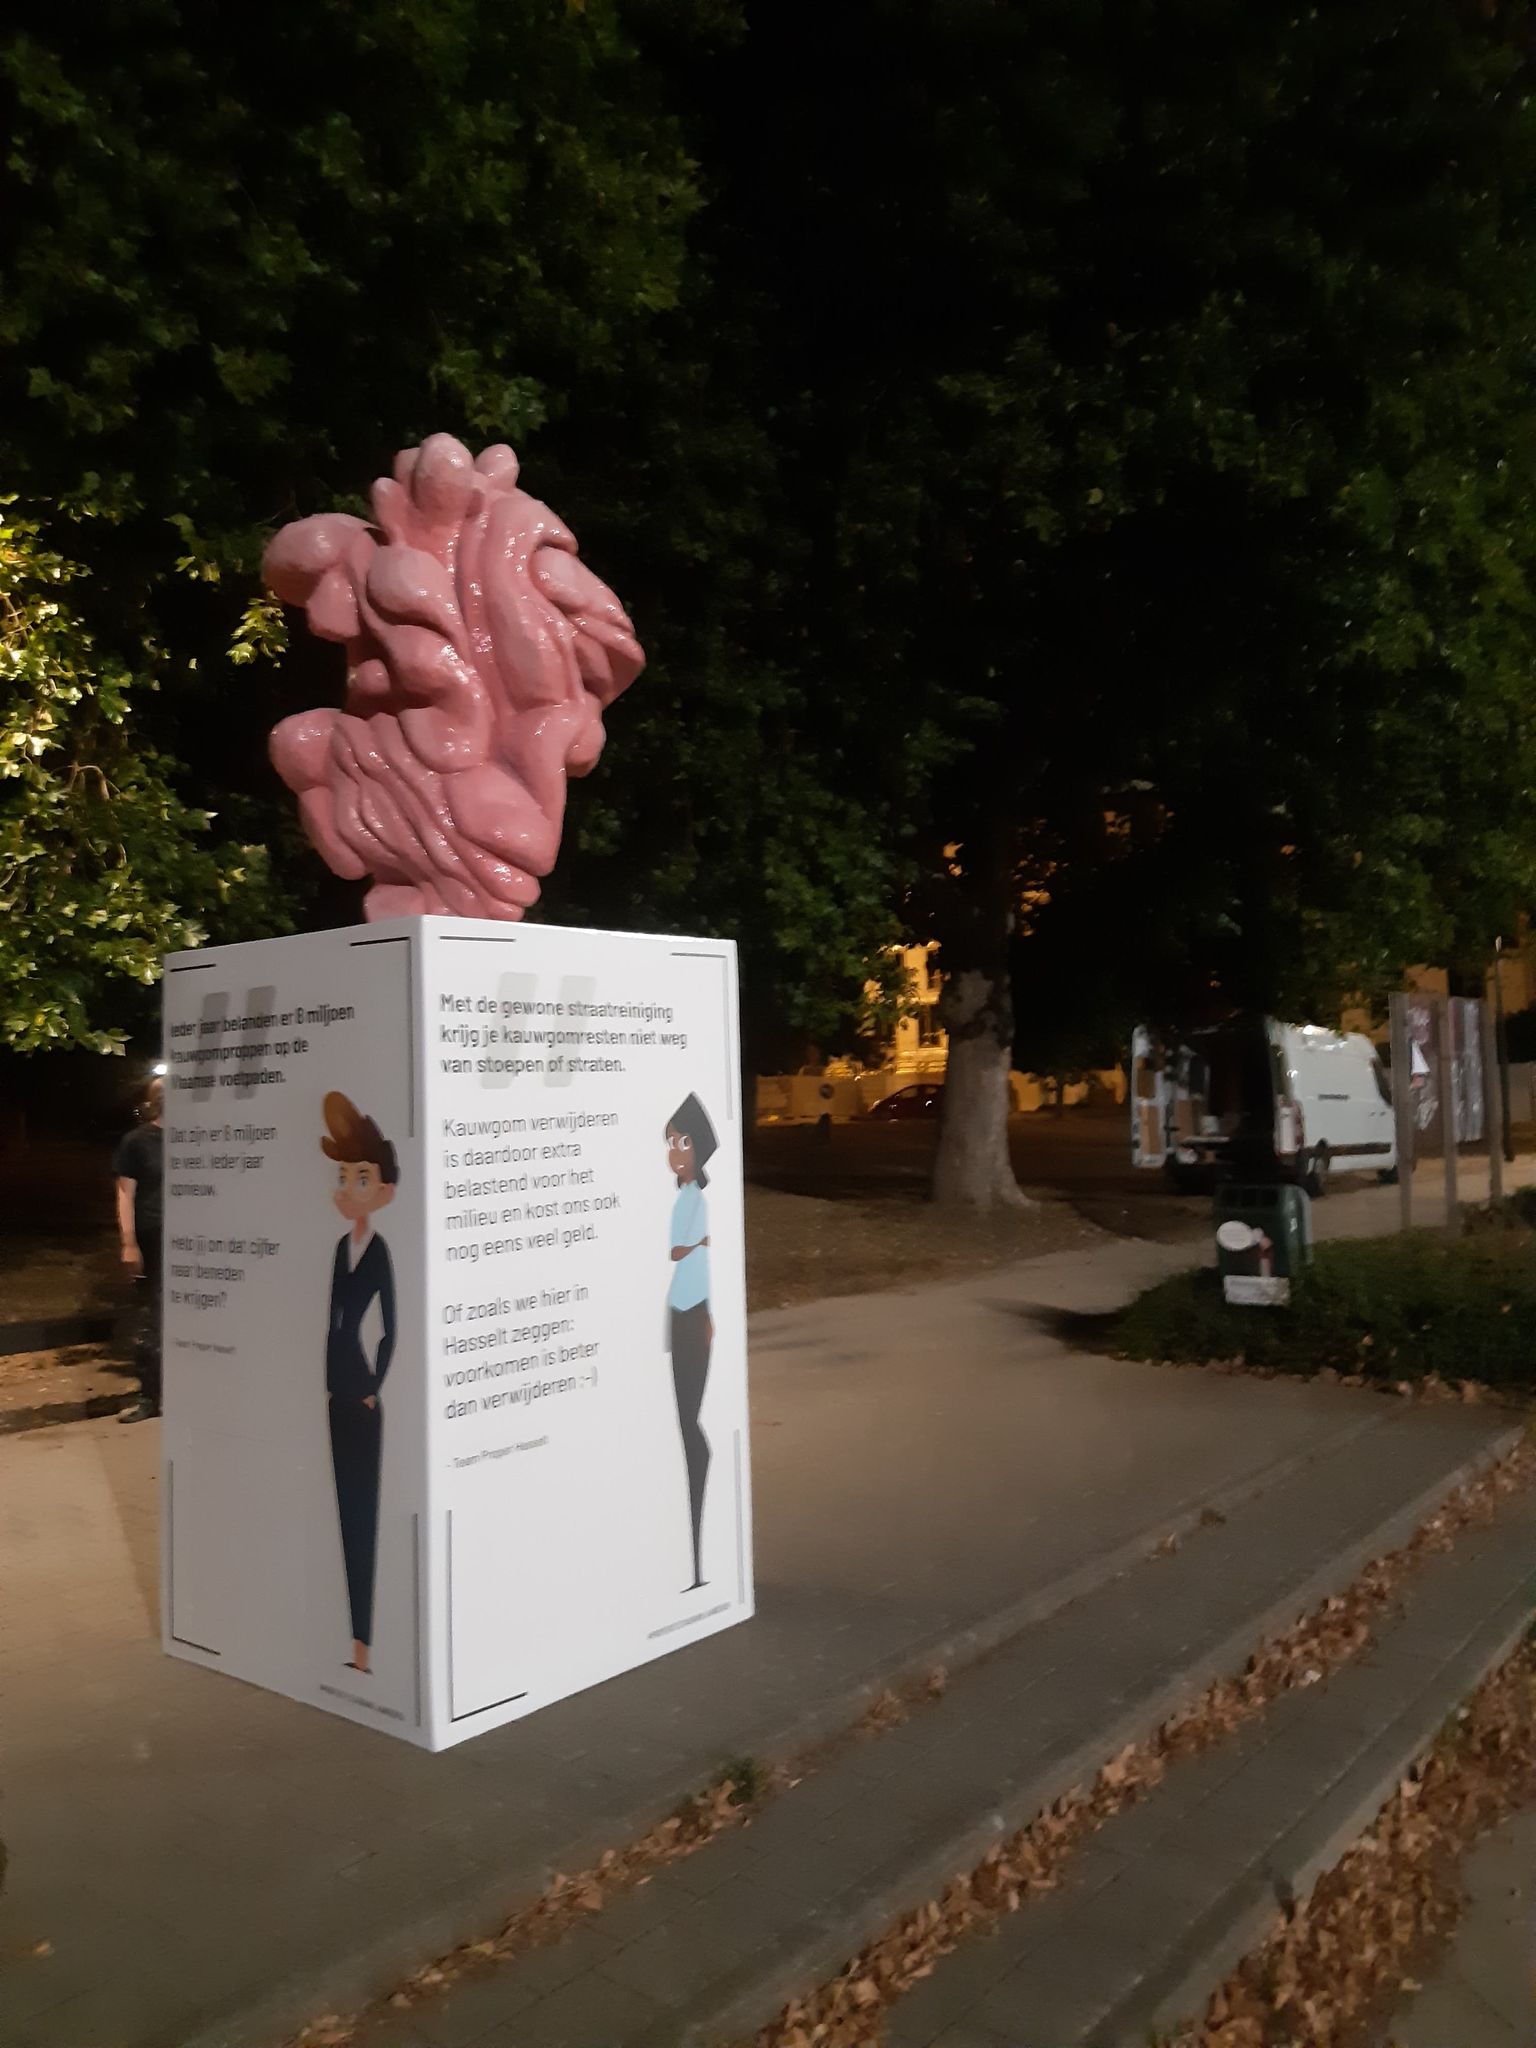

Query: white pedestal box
160,917,751,1749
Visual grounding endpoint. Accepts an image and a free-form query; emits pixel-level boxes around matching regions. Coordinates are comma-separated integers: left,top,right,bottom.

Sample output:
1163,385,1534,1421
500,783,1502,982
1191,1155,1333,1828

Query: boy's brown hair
321,1092,399,1183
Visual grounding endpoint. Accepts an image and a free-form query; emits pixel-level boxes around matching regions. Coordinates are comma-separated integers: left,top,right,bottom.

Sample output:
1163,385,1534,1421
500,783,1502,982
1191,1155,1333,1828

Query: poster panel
160,921,429,1739
1400,994,1486,1153
418,922,750,1748
1404,997,1443,1154
160,918,751,1750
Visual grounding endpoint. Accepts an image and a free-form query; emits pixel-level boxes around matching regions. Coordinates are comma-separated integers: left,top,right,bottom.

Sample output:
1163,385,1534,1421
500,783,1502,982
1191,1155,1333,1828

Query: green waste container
1214,1182,1313,1306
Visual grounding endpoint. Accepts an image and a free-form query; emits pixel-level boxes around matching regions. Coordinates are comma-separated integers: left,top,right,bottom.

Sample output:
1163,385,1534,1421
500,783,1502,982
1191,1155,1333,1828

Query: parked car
1131,1017,1396,1194
868,1082,945,1119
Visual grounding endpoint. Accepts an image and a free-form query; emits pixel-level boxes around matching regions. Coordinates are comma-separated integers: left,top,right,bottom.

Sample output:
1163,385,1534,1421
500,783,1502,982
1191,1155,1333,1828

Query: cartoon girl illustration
665,1093,719,1591
321,1092,398,1674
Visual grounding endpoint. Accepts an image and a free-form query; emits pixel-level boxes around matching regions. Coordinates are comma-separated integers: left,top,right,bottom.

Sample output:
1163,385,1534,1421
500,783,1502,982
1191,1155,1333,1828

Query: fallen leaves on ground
289,1771,766,2047
1168,1639,1536,2047
750,1437,1536,2048
0,1342,128,1419
285,1657,952,2048
858,1689,909,1735
1164,1351,1526,1417
745,1184,1106,1312
288,1436,1536,2048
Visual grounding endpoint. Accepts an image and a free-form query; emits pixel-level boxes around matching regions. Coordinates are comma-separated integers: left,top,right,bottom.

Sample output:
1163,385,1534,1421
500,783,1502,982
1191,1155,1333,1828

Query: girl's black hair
667,1093,719,1187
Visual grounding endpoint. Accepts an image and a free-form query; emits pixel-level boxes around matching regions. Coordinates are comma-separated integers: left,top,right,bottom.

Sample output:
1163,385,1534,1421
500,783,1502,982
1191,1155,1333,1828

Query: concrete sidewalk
1377,1808,1536,2044
0,1162,1525,2048
332,1401,1519,2048
886,1442,1536,2048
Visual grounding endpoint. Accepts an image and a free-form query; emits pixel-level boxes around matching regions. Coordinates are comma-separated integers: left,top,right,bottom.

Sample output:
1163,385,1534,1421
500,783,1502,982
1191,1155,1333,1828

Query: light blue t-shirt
668,1183,710,1311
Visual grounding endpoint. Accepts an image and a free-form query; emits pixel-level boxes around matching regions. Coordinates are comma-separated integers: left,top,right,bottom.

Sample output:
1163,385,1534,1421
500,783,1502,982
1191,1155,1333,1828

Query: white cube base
160,917,751,1749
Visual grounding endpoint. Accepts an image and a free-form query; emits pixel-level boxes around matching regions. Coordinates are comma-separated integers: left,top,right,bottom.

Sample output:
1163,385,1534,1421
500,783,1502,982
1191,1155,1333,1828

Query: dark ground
1,1104,1405,1325
747,1107,1212,1240
0,1105,1510,1391
0,1110,1190,1333
743,1107,1213,1308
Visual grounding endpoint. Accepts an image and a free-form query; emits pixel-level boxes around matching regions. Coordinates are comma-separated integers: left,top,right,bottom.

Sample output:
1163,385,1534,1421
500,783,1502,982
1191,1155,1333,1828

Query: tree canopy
6,0,1536,1118
694,0,1536,1192
1,0,906,1061
0,500,272,1050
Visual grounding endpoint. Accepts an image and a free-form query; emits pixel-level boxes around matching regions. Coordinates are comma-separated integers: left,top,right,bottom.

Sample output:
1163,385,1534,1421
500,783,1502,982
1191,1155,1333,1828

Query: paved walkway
888,1447,1536,2048
1376,1808,1536,2044
342,1400,1519,2048
0,1160,1525,2048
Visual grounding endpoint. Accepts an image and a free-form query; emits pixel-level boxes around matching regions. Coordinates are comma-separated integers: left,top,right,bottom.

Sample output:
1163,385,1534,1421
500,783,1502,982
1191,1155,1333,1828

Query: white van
1131,1017,1396,1193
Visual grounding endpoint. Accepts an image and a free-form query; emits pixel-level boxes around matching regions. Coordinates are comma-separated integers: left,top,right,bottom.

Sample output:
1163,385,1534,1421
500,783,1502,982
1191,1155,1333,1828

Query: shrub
1111,1228,1536,1391
1464,1184,1536,1235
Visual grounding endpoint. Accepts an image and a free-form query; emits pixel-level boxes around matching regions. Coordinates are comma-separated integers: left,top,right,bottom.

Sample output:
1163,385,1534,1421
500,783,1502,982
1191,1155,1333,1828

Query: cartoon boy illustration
321,1092,398,1675
665,1093,719,1591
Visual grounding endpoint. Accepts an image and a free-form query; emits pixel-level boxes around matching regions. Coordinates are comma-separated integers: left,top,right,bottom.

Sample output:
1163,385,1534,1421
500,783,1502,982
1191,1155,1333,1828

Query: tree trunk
932,946,1034,1210
927,811,1033,1210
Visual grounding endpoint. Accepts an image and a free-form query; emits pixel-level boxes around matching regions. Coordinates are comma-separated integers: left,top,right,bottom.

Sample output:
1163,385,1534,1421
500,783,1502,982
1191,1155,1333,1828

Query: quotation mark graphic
180,987,278,1103
478,974,597,1093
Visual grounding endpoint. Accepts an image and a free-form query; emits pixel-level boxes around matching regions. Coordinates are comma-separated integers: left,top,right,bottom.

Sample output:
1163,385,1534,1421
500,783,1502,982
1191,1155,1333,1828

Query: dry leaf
283,1437,1536,2048
748,1436,1536,2048
1166,1630,1536,2046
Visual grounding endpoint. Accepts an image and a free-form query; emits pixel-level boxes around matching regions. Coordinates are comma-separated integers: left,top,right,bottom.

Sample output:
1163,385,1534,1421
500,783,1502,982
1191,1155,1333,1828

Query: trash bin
1214,1182,1313,1306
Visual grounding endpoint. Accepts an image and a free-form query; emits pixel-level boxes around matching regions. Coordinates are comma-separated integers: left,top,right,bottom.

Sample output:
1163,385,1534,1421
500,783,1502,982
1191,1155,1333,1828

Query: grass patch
1464,1182,1536,1234
1111,1225,1536,1390
716,1754,772,1808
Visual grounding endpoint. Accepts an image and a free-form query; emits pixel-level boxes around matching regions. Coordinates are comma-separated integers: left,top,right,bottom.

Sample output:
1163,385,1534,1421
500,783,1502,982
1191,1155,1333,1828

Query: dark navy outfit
326,1231,396,1648
113,1122,164,1411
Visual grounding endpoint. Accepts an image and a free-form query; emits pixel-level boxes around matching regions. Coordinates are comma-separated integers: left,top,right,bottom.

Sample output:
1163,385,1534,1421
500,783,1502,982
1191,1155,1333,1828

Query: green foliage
1111,1228,1536,1391
0,0,902,1059
0,3,730,1017
717,0,1536,1031
11,0,1536,1070
0,502,278,1051
1464,1183,1536,1235
1,1,703,536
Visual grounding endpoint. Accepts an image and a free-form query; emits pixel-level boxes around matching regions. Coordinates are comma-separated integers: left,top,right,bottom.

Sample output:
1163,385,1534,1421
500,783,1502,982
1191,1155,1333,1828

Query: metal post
1483,998,1505,1206
1390,993,1414,1234
1494,936,1514,1165
1440,994,1460,1232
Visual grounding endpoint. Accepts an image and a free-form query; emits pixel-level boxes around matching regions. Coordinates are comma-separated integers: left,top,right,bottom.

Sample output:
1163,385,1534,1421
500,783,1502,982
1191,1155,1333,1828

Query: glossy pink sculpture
265,435,645,920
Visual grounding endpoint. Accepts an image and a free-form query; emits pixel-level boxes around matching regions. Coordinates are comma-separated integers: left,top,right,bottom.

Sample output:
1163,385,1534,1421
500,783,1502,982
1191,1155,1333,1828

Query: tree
0,501,275,1050
711,0,1536,1202
0,0,711,1000
529,280,909,1074
0,0,907,1065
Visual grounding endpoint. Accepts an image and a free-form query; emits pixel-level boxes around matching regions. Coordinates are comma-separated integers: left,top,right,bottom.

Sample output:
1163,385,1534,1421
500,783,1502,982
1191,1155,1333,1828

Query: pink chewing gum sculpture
265,434,645,920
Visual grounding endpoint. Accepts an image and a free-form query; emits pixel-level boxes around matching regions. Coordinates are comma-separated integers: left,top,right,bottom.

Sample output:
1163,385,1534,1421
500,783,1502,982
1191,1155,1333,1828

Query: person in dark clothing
320,1091,399,1675
665,1093,719,1591
114,1076,165,1422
